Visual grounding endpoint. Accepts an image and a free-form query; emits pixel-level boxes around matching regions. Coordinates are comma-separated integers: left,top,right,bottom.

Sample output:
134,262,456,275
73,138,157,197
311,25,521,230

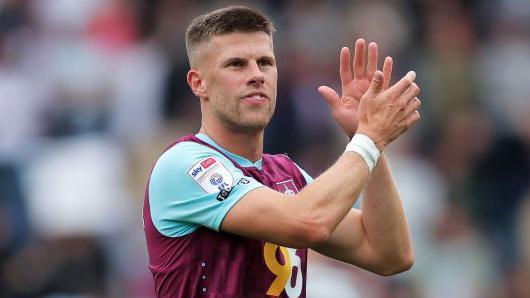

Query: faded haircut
185,5,275,67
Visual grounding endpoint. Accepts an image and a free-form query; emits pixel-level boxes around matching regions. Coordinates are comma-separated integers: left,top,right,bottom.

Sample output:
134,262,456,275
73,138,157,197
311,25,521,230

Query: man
144,5,421,298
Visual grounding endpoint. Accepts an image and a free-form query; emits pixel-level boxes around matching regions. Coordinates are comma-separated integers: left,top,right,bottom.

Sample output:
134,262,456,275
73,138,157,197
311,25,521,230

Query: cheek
212,73,242,94
267,69,278,86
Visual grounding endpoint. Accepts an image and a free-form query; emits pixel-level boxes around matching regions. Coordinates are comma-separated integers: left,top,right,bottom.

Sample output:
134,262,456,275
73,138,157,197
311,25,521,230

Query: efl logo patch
275,179,298,195
187,157,234,194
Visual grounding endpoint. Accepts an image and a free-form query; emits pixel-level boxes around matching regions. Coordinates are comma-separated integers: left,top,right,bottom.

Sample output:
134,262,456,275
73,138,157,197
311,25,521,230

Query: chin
219,109,274,132
239,121,269,131
231,117,271,132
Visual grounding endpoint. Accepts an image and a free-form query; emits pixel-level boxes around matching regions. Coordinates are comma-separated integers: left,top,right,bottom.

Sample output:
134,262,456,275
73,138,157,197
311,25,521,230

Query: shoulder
152,141,230,180
156,141,217,168
150,140,246,197
148,140,265,236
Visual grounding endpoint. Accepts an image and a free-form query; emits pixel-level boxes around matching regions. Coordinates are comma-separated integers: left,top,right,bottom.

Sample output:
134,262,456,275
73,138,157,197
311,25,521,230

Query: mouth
241,92,269,102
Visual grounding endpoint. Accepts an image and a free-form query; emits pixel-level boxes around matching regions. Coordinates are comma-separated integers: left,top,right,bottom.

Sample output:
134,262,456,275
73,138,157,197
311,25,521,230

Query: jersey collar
195,133,263,170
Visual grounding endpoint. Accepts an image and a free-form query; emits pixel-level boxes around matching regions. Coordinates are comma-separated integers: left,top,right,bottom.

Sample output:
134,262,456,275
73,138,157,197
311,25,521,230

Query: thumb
367,70,384,95
318,86,340,108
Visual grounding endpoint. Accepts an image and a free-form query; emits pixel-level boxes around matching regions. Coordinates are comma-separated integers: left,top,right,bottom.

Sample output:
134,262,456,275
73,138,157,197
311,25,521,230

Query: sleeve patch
187,157,234,194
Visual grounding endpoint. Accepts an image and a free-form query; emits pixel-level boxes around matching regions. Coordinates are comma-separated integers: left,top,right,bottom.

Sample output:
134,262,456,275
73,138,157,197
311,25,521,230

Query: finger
402,97,421,119
366,70,384,95
385,71,416,97
339,47,353,86
353,39,366,79
366,42,378,78
382,56,393,90
318,86,341,108
405,110,421,127
397,83,420,104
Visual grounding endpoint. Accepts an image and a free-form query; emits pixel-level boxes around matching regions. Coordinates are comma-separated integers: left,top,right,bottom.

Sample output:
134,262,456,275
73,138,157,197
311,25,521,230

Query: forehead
207,32,274,61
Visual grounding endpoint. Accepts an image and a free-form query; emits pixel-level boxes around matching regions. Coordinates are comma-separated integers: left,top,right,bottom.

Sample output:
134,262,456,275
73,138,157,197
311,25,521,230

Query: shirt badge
275,179,299,195
187,157,234,194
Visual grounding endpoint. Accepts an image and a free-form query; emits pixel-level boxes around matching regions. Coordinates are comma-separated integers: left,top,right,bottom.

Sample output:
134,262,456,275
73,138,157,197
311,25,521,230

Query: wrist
356,129,386,151
345,134,381,172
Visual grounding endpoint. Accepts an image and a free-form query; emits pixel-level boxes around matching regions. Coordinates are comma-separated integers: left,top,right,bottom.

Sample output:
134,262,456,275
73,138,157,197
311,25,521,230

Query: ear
187,69,208,98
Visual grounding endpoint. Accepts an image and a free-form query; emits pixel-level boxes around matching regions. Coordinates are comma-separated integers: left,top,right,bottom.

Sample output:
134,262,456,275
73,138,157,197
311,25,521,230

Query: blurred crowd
1,0,529,297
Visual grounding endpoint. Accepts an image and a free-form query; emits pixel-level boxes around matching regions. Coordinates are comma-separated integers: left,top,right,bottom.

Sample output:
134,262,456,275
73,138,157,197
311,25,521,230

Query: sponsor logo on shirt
190,166,203,178
187,157,234,195
201,157,216,169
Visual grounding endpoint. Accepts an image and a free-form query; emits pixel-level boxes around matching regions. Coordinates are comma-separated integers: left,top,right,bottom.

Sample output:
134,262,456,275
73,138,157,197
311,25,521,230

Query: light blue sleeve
148,141,264,237
295,163,314,184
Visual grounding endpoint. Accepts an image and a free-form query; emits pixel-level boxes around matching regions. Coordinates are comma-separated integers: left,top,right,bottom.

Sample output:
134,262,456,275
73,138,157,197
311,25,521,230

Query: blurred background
1,0,529,297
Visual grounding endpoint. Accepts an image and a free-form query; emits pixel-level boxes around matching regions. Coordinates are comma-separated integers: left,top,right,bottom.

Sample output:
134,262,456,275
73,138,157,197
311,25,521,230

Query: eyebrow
257,55,275,63
221,55,275,66
222,57,246,66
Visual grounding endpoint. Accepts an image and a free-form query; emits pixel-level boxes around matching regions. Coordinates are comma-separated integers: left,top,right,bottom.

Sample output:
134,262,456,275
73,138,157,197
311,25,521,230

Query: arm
221,69,420,251
315,39,418,275
312,154,413,276
362,154,413,273
221,151,370,248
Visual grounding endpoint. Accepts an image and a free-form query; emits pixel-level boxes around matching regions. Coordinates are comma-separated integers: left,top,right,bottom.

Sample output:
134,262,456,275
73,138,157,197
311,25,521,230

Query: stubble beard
213,99,276,132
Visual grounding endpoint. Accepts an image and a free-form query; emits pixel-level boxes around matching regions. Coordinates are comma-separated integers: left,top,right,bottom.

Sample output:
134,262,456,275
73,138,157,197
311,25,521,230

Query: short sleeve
148,141,264,237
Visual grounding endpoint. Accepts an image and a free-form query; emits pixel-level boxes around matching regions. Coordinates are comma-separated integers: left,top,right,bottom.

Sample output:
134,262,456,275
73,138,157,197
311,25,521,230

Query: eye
258,58,273,67
227,59,245,68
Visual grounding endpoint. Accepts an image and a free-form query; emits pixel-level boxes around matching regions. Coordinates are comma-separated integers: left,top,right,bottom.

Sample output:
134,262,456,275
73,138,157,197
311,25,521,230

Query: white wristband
345,134,381,172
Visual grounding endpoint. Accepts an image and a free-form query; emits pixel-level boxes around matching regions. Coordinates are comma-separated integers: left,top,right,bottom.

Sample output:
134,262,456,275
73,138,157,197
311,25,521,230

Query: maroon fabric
144,135,309,297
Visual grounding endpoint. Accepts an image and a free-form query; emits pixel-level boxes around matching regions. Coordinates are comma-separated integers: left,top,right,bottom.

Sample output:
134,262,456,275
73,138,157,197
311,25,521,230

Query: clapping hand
319,39,393,138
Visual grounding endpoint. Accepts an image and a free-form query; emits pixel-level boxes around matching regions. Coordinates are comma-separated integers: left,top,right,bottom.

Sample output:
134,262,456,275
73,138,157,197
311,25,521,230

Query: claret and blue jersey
144,133,313,297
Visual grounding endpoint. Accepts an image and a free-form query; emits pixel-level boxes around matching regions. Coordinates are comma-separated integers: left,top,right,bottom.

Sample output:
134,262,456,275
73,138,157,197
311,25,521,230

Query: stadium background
1,0,529,297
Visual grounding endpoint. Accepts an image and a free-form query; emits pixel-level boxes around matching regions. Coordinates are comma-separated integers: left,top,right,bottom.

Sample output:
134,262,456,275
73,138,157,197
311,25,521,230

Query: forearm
296,151,370,236
221,147,393,249
361,154,413,264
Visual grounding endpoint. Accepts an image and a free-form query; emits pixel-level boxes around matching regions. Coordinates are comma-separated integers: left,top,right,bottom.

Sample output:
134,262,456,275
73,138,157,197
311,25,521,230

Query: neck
199,121,264,163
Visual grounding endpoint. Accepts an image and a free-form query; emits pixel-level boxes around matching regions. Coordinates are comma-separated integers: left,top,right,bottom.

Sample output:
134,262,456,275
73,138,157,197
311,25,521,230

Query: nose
247,61,265,87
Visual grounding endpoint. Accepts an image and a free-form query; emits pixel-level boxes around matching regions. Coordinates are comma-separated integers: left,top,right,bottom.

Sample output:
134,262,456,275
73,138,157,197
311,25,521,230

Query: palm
346,79,371,102
319,39,392,138
332,78,370,136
